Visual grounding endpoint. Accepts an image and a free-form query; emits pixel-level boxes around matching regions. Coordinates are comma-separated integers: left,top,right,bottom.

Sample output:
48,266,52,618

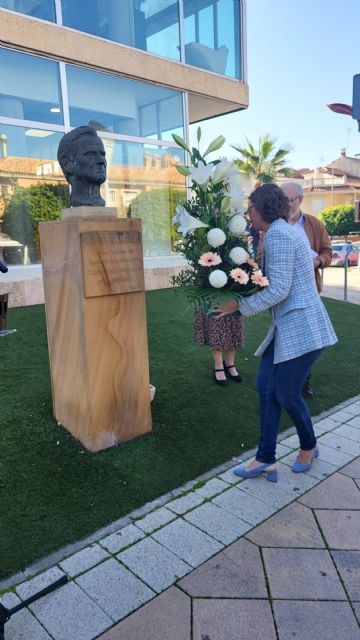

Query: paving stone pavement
2,397,360,639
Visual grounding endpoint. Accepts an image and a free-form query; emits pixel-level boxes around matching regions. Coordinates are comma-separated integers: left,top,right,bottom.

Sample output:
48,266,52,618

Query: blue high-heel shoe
292,447,319,473
233,463,278,483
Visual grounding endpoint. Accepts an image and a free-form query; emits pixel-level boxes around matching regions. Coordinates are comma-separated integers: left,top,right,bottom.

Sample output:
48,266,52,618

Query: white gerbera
229,247,249,265
209,269,228,288
228,214,247,235
207,228,226,248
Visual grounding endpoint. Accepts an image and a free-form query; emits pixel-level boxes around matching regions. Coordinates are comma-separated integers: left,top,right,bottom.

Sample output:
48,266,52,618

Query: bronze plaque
81,230,144,297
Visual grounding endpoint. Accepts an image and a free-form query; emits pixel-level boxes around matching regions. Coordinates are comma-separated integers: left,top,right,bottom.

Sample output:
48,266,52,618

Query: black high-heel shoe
214,368,228,386
223,362,242,383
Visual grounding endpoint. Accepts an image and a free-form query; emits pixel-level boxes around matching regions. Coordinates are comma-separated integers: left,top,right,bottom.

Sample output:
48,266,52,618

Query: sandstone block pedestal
39,209,152,452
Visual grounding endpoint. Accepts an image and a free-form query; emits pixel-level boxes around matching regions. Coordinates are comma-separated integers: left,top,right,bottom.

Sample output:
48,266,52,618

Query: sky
189,0,360,170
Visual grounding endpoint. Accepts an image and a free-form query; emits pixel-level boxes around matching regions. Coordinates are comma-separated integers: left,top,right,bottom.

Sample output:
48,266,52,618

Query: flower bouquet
171,128,269,314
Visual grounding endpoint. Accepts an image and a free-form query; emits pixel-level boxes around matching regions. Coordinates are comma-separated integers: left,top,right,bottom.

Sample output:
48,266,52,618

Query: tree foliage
318,204,360,238
2,183,69,262
232,133,292,186
129,188,185,256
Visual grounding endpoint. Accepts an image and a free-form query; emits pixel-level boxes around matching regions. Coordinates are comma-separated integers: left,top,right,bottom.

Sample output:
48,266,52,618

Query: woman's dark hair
249,183,290,223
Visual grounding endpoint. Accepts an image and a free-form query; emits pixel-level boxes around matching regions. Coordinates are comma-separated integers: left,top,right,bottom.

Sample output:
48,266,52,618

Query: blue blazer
239,219,337,363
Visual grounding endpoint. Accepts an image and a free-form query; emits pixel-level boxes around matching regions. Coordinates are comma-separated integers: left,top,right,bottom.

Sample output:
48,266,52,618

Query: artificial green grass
1,289,359,580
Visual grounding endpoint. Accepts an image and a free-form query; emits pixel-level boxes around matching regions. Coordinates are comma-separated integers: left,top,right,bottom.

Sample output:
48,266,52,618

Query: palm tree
232,133,292,186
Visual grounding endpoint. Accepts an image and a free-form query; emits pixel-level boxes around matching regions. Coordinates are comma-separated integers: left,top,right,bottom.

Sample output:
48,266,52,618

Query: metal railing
303,176,347,188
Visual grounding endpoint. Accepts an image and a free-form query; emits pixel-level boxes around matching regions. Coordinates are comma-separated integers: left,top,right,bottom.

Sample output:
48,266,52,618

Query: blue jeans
255,340,322,464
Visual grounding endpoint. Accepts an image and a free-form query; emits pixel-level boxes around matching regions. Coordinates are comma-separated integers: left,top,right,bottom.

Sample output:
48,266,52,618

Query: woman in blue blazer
216,184,337,481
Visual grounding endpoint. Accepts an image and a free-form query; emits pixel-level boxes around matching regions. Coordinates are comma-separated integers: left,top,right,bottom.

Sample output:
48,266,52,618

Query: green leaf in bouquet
212,181,225,193
206,192,214,204
197,126,202,142
186,287,244,316
191,147,203,164
203,135,226,157
175,165,191,177
221,196,231,213
172,134,191,153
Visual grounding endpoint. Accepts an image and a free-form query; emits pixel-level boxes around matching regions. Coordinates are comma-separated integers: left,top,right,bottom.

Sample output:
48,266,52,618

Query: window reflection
61,0,180,61
141,0,180,60
0,126,186,261
0,48,63,125
183,0,241,79
66,65,183,141
102,140,185,256
0,0,55,22
0,1,242,77
0,124,67,265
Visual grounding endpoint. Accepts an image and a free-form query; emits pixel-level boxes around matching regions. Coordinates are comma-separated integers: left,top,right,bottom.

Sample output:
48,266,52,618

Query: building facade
0,0,248,305
277,154,360,218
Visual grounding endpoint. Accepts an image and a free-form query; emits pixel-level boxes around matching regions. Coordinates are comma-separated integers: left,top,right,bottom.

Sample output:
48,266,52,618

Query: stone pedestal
39,208,152,452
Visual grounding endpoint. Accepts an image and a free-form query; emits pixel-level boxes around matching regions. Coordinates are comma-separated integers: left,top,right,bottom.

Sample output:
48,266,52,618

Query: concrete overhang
0,9,249,122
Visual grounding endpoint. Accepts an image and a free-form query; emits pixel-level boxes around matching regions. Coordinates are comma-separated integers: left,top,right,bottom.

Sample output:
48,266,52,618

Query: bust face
72,134,107,185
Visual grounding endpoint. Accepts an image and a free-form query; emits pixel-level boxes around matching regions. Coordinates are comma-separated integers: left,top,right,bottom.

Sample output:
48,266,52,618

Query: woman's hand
213,299,239,318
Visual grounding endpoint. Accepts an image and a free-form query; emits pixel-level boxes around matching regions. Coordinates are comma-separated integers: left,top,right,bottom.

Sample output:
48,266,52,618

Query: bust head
57,126,107,207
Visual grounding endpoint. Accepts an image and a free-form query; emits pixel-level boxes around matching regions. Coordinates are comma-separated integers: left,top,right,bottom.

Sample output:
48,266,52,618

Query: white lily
227,171,244,188
228,186,245,213
172,204,186,224
177,210,209,236
189,161,214,190
230,191,245,213
212,159,234,184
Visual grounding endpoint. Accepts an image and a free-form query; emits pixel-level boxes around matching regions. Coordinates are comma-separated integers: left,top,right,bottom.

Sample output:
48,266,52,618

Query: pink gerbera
251,270,269,287
230,268,249,285
198,251,222,267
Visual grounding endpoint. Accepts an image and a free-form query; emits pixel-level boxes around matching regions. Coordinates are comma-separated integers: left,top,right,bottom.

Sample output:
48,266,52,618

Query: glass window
101,139,185,256
183,0,241,79
66,64,184,141
0,0,55,21
141,0,180,60
0,48,63,124
0,124,68,265
61,0,180,61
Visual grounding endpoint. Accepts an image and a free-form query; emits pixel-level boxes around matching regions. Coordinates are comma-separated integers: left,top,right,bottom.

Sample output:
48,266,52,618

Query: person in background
215,184,337,480
280,182,332,398
194,308,245,386
247,222,260,259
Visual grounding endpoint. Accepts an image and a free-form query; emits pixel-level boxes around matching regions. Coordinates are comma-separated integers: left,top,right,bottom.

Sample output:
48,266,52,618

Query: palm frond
232,133,292,185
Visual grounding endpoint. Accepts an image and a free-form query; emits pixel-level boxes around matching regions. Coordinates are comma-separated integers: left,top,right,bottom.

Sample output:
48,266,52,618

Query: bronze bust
57,126,107,207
